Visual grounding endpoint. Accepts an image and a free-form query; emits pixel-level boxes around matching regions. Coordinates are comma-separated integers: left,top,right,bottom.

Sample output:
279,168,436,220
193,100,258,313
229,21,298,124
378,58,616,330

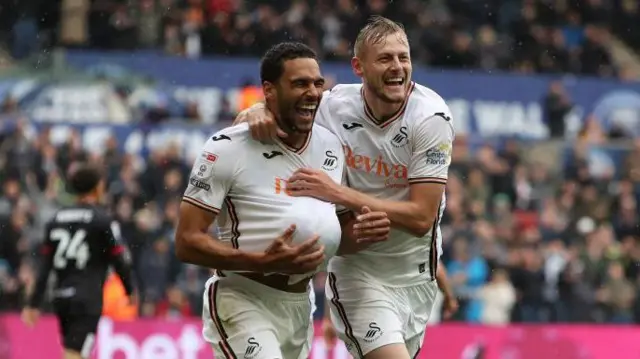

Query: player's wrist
242,251,270,272
333,185,353,208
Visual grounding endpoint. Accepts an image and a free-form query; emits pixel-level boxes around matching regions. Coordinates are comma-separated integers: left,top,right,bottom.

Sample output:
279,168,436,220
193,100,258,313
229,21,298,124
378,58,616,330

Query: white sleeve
313,90,333,129
336,164,350,215
182,136,238,214
408,112,455,185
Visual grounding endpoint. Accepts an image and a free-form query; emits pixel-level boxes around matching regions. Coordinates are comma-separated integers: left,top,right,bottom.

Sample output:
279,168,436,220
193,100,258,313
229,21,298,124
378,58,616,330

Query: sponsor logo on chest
343,145,408,188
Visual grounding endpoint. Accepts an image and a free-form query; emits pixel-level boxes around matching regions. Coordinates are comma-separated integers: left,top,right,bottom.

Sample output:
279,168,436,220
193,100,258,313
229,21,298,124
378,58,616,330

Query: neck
77,195,98,205
268,102,309,150
279,130,308,150
363,85,403,122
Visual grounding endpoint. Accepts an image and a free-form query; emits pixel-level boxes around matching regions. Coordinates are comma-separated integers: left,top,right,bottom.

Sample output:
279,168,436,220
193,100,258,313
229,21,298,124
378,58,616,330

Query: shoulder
312,124,342,149
316,84,363,129
91,207,114,227
405,83,454,134
201,123,252,157
207,123,251,147
322,83,362,107
327,83,362,96
407,83,452,122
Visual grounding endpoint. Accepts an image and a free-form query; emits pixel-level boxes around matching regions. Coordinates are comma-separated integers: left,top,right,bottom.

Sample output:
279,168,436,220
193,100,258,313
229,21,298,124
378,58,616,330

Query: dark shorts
54,300,100,356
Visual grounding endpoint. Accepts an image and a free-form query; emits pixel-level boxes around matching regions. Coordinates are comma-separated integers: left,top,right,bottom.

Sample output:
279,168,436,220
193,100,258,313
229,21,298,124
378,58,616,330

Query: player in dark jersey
22,163,136,359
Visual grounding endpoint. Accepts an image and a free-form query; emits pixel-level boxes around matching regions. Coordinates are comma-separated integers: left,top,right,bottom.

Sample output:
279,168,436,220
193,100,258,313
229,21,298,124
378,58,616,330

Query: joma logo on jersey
274,177,293,196
343,145,407,179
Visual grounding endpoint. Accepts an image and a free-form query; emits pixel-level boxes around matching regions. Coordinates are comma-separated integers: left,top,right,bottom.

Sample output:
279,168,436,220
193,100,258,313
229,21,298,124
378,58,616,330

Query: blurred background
0,0,640,357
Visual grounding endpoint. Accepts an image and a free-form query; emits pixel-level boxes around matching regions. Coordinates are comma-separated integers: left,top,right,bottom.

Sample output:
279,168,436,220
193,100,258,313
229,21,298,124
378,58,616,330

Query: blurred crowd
0,105,638,324
441,134,640,324
1,0,639,79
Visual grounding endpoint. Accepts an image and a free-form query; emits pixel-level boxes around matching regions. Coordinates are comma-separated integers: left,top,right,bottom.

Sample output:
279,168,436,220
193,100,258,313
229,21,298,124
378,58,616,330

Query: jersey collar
361,81,415,129
274,131,312,155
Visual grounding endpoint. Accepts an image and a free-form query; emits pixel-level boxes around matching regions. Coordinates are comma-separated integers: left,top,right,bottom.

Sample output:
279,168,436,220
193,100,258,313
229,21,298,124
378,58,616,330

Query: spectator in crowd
477,268,517,325
544,81,573,138
447,236,490,322
1,0,638,81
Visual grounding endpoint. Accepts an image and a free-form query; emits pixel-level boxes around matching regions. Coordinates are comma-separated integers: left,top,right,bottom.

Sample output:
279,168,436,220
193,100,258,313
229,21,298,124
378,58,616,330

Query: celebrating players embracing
22,163,136,359
175,42,390,359
236,16,455,359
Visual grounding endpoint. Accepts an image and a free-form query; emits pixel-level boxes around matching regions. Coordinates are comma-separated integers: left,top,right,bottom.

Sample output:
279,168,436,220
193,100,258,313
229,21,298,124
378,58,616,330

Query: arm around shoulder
332,112,453,237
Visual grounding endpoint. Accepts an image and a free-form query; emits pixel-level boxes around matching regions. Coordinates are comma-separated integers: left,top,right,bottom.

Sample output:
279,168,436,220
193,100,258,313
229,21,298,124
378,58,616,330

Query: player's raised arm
175,134,324,274
233,90,333,141
288,112,454,238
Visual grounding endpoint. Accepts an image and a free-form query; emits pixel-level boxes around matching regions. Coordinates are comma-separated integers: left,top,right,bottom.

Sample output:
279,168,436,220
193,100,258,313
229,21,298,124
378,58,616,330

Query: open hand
235,103,288,140
442,295,459,320
260,224,325,274
288,168,341,203
353,206,390,244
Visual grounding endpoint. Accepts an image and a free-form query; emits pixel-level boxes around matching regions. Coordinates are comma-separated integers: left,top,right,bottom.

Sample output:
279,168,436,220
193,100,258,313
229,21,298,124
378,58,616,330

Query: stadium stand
1,0,640,78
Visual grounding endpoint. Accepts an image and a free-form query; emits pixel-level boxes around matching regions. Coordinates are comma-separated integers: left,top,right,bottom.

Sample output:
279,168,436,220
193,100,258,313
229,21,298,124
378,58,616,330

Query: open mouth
384,77,405,88
296,104,317,118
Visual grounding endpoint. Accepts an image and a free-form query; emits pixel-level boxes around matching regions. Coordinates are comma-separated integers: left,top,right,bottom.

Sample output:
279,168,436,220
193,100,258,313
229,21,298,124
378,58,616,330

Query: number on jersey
50,228,90,270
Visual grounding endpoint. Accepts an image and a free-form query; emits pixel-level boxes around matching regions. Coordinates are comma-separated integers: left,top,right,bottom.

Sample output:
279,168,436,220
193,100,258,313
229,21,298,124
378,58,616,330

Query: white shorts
325,272,438,358
309,282,316,319
202,273,314,359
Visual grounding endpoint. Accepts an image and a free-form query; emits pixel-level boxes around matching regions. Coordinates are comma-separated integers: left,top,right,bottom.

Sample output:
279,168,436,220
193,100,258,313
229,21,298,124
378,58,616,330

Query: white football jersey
316,82,454,286
183,123,345,284
436,198,446,260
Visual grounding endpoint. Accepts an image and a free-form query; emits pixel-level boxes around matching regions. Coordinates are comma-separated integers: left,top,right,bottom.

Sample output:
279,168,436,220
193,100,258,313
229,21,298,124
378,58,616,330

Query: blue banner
61,51,640,139
2,51,639,139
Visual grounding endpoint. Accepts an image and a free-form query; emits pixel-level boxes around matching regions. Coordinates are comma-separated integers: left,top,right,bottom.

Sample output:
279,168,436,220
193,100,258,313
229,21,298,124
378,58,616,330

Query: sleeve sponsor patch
202,152,218,163
194,152,217,178
425,143,451,165
189,177,211,191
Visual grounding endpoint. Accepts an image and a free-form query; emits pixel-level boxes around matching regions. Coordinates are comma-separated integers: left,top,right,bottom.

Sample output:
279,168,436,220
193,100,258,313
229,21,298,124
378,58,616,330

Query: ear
351,56,364,78
263,81,276,101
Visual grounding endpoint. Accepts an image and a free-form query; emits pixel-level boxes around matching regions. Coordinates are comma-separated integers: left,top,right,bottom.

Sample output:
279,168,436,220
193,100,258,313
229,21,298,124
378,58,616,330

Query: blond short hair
353,16,407,57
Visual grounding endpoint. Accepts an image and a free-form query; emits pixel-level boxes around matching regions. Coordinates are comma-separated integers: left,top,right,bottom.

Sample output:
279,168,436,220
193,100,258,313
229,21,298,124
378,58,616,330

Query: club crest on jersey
390,126,408,147
322,150,339,171
244,337,262,359
363,322,383,343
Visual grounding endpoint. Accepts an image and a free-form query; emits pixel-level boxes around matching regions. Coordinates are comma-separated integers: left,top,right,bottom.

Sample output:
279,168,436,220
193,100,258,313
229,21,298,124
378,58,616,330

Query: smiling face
264,57,325,135
352,30,412,104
